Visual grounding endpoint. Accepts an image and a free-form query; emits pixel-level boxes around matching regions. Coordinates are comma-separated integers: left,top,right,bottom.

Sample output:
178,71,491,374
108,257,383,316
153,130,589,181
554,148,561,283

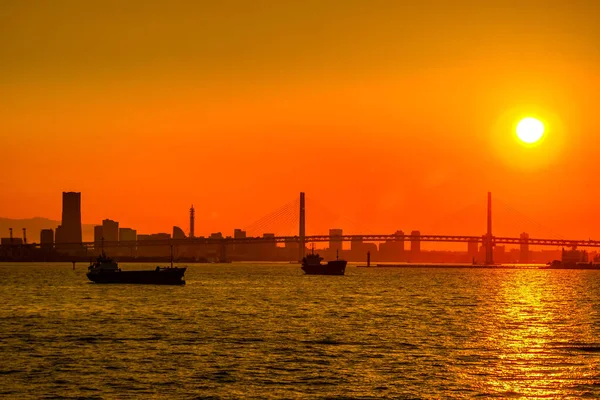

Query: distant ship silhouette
301,248,347,276
87,245,186,285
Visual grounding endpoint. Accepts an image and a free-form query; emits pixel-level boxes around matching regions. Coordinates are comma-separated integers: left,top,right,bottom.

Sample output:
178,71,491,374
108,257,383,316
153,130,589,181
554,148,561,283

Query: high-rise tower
189,205,195,238
59,192,82,244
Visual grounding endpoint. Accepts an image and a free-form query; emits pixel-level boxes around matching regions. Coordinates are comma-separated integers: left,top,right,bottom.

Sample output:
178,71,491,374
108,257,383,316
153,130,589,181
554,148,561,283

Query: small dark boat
86,250,186,285
301,250,347,276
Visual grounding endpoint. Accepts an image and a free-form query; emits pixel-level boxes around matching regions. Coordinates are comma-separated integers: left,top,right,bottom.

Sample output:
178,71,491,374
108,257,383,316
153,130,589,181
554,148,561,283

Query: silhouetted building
494,245,506,263
173,226,186,240
1,238,23,246
350,236,370,260
40,229,54,249
117,228,137,256
189,205,195,238
520,232,530,263
58,192,82,245
102,219,119,247
233,229,248,259
119,228,137,242
94,226,103,251
137,233,171,257
329,228,343,258
379,230,405,261
55,225,64,246
410,230,421,260
234,229,247,239
349,237,376,262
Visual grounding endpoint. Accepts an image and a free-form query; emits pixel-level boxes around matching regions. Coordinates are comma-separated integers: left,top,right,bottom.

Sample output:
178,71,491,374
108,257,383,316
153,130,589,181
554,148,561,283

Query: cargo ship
86,249,186,285
301,250,347,276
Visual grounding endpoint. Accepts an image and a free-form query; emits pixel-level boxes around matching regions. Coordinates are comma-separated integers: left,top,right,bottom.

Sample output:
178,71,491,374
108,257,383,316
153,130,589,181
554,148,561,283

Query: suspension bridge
4,192,598,264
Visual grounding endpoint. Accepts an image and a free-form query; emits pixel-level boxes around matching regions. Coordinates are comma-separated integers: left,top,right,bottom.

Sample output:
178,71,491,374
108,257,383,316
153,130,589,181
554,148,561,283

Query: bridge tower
485,192,494,265
299,192,305,261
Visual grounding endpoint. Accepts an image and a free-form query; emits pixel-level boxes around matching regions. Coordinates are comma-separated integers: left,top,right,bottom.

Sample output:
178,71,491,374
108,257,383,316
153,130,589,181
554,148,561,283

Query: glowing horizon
2,1,600,239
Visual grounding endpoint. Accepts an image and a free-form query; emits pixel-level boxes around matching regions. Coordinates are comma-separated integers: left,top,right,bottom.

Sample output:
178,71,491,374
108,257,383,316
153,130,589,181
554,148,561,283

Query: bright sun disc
516,117,544,144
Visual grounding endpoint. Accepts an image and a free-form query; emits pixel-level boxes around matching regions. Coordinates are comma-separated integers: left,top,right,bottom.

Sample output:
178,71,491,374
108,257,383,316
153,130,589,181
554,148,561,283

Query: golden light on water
516,117,545,144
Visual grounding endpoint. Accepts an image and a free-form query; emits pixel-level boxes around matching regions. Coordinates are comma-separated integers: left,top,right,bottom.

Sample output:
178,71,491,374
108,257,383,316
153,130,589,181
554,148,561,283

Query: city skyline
3,1,600,239
3,3,600,398
0,189,587,245
2,189,598,265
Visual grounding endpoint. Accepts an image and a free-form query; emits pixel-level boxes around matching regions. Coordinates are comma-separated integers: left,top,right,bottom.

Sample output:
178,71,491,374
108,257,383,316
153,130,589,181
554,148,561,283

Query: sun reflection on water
480,271,600,398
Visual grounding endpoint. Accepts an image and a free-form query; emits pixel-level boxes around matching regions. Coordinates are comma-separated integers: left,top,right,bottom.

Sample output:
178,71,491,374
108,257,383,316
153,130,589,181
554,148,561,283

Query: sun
516,117,544,144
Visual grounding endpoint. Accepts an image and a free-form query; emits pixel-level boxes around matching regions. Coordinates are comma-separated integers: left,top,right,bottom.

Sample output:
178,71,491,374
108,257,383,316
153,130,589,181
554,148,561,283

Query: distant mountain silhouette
0,217,95,242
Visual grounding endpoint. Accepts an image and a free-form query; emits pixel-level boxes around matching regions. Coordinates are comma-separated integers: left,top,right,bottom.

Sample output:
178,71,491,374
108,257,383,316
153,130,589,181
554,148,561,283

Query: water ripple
1,263,600,398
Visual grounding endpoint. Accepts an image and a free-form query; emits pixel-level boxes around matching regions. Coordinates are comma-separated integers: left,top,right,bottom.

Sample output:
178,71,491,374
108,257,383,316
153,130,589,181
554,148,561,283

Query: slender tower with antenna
189,205,195,238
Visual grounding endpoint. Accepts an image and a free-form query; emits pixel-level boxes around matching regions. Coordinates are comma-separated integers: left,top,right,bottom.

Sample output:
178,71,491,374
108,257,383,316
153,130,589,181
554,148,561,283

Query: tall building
40,229,54,249
189,205,195,238
58,192,82,244
102,219,119,244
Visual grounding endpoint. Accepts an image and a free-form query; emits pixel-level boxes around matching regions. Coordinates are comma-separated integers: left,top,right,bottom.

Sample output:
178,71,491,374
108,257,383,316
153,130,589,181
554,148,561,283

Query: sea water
1,263,600,399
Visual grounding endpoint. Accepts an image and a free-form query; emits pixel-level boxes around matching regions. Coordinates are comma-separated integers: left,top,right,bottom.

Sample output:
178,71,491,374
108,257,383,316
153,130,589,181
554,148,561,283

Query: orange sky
1,1,600,238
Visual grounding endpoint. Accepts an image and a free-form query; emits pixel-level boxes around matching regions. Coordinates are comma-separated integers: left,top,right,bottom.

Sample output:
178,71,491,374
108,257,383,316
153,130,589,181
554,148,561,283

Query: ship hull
301,260,347,276
86,268,186,285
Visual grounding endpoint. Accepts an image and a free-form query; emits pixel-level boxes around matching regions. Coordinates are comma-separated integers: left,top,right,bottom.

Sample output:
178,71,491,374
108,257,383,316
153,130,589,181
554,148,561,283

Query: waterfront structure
119,228,137,242
118,227,137,256
1,237,23,246
56,192,82,245
40,229,54,249
102,219,119,243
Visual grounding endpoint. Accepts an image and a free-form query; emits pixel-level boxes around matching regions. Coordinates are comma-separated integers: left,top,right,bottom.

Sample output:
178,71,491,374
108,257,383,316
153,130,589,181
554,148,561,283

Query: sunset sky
2,1,600,239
